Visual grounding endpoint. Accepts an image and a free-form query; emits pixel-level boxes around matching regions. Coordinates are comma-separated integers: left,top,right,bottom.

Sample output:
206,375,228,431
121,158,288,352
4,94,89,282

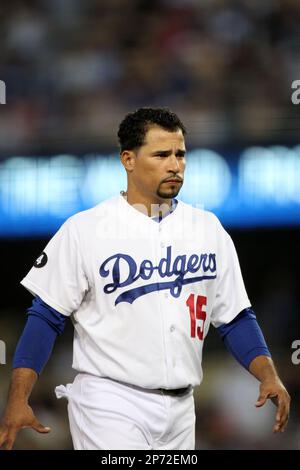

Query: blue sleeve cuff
26,296,67,335
13,314,57,374
13,296,67,374
217,308,271,370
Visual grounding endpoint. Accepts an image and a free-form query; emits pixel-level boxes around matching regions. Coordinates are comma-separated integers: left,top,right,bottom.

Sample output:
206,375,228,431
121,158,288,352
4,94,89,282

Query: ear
120,150,136,172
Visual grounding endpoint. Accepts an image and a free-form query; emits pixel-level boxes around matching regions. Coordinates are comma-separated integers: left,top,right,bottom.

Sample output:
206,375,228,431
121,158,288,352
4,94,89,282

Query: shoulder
177,199,225,231
63,195,120,234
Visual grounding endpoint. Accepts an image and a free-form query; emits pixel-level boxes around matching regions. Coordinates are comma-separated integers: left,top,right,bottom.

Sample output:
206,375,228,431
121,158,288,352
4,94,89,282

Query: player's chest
85,235,218,301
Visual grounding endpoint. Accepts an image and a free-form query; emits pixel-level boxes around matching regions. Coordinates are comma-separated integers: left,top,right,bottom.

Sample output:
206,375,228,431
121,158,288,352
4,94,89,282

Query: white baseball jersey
21,194,251,389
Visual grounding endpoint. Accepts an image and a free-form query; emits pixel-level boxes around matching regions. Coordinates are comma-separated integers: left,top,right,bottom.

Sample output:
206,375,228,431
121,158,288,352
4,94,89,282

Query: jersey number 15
186,294,207,341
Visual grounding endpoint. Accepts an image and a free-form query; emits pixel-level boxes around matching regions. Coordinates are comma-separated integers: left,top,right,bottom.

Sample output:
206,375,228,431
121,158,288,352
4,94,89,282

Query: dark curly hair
117,107,186,152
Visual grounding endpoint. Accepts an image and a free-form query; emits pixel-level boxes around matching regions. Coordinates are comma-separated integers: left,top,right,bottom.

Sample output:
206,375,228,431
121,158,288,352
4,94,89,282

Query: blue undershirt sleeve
217,308,271,370
13,296,67,375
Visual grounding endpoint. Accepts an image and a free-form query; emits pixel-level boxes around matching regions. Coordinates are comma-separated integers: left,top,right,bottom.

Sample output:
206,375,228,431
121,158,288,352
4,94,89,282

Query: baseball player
0,108,290,450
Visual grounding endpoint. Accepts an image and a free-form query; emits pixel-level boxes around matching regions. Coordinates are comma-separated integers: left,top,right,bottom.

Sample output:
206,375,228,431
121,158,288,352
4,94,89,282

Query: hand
0,402,51,450
255,378,290,433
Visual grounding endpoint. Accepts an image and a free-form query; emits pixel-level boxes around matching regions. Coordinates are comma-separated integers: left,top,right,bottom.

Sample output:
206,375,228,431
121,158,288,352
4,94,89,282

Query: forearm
6,368,38,407
13,296,67,374
249,355,280,383
218,308,271,369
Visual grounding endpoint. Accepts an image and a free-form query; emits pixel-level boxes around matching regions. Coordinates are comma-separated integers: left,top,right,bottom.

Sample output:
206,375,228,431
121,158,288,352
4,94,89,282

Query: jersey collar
118,194,180,225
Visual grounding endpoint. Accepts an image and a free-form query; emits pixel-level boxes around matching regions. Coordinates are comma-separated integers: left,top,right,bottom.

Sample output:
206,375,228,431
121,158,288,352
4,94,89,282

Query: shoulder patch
34,252,48,268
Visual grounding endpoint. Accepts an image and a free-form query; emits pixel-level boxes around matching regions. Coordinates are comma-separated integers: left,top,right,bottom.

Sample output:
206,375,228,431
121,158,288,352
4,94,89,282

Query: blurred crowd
1,0,300,151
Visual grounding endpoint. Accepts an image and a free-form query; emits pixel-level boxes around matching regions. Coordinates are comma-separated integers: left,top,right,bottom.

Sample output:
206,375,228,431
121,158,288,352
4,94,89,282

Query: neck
121,190,173,218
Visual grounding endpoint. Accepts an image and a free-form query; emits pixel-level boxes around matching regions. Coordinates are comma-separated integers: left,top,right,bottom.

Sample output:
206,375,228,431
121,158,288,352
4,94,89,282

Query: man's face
127,125,186,200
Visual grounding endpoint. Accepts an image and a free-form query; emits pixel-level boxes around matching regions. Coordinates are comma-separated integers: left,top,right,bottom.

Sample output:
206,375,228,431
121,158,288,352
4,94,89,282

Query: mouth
163,179,182,184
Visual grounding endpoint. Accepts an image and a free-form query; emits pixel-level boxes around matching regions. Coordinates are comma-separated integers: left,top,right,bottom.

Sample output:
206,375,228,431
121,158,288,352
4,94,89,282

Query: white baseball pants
55,373,195,450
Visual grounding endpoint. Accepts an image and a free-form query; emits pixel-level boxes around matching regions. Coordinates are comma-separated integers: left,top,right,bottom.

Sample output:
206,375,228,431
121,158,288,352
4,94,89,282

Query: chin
157,189,180,199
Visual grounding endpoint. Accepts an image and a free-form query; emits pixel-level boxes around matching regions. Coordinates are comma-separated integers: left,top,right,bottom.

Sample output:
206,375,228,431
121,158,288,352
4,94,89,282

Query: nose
168,154,181,173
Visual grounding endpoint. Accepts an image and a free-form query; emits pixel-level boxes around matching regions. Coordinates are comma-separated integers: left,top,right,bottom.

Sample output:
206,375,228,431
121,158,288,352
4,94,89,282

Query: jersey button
160,242,165,248
170,325,175,332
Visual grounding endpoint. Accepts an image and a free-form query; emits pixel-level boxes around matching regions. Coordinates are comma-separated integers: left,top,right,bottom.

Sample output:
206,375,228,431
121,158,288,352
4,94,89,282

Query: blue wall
1,145,300,236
